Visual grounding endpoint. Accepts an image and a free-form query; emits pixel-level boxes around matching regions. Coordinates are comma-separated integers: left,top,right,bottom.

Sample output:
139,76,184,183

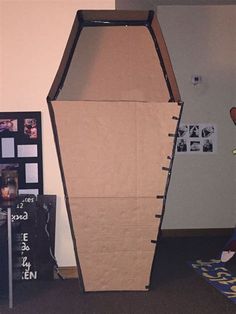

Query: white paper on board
18,189,39,196
25,163,38,183
1,138,15,158
17,144,38,157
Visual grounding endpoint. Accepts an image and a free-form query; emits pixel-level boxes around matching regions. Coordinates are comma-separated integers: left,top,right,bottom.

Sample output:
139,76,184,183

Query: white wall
158,6,236,229
0,2,235,267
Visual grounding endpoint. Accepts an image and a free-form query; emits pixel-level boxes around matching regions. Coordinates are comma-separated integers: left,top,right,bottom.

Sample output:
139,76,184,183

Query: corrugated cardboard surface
52,100,180,291
58,26,169,102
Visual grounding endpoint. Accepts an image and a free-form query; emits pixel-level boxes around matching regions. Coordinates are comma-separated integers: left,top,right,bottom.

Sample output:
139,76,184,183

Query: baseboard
161,228,234,238
55,266,78,279
56,228,234,279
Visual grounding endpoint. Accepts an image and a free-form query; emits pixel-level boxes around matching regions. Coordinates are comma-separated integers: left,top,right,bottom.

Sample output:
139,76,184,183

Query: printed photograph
0,164,19,201
176,139,187,152
202,126,215,138
203,139,213,152
189,125,200,138
0,119,18,134
177,125,188,137
24,119,37,139
190,141,201,152
176,123,217,154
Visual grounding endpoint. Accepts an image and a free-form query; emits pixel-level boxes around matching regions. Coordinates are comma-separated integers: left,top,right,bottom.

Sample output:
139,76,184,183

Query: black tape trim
168,133,175,137
146,10,154,27
148,102,184,291
162,167,171,172
47,98,85,292
147,25,174,101
83,20,147,27
156,195,164,199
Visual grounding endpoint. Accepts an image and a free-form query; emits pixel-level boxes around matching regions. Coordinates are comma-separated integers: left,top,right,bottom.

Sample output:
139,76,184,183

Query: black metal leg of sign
7,207,13,309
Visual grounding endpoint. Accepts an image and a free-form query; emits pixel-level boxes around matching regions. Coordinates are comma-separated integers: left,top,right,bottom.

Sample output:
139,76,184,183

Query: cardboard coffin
48,10,183,292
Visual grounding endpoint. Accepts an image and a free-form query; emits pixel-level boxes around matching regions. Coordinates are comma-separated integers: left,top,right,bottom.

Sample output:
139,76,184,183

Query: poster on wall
176,124,217,154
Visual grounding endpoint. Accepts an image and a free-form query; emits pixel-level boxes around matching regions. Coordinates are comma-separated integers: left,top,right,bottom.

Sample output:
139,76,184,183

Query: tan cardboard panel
79,251,154,291
52,100,179,291
136,102,180,196
58,26,169,102
54,101,137,197
74,222,159,253
52,101,179,198
69,197,163,226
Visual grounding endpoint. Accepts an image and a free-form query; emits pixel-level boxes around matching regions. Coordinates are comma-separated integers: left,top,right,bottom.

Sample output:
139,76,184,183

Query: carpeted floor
0,236,235,314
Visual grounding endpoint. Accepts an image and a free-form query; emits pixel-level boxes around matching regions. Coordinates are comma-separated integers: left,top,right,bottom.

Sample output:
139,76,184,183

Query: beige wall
1,2,235,267
0,0,115,266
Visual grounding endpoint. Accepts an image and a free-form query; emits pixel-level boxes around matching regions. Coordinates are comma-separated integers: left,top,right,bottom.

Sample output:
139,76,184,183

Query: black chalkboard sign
12,195,38,281
0,194,56,295
0,209,8,295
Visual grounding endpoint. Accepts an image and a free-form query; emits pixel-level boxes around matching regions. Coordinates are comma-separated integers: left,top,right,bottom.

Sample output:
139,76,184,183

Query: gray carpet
0,236,235,314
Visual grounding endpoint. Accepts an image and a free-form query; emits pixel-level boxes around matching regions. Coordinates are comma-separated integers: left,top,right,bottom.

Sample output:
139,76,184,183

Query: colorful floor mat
189,259,236,304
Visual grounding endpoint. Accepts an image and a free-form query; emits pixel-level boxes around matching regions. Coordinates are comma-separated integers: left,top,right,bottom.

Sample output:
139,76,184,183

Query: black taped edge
79,10,153,27
147,18,174,102
148,100,184,290
47,98,85,293
162,167,171,172
54,14,83,100
82,20,147,27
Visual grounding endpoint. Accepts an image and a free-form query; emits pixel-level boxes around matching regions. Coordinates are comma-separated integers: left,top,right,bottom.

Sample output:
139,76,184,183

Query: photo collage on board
176,124,217,154
0,112,43,201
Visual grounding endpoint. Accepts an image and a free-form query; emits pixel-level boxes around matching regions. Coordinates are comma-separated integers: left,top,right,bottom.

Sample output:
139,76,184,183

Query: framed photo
0,112,43,200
